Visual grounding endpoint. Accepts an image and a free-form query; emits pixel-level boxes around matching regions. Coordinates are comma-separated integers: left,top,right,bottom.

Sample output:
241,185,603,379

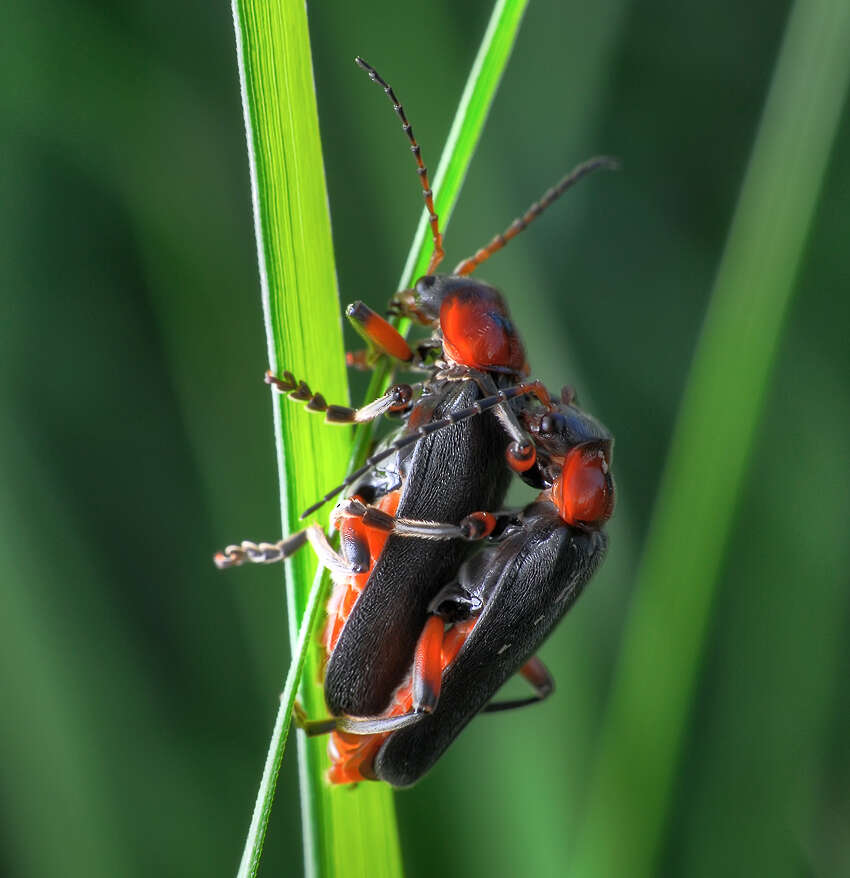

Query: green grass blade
231,1,399,876
350,0,530,468
572,1,850,875
232,0,530,875
236,562,329,878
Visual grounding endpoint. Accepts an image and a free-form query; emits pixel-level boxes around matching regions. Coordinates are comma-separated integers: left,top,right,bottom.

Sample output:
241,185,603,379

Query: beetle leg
291,701,339,737
302,526,367,576
290,700,420,738
214,528,309,569
347,345,437,372
346,301,414,363
480,655,555,713
292,707,426,738
433,368,551,476
335,614,447,735
214,524,366,575
335,711,426,735
266,370,416,423
414,337,444,365
336,497,502,542
471,372,554,476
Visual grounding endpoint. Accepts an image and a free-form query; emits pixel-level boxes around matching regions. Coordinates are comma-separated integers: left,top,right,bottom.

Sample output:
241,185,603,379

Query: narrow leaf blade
573,1,850,874
231,0,400,875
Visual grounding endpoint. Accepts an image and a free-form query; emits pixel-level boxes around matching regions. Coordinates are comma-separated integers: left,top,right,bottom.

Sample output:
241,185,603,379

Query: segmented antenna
214,529,308,569
266,370,414,424
356,57,445,274
300,379,548,518
265,371,349,422
454,156,620,276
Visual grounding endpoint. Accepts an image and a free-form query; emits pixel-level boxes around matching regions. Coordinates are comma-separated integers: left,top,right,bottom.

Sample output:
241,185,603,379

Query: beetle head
524,397,615,528
551,440,615,529
391,275,528,375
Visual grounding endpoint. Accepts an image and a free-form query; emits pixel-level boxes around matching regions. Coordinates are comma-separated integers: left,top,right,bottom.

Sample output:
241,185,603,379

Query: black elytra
375,513,607,786
324,379,513,716
367,398,614,786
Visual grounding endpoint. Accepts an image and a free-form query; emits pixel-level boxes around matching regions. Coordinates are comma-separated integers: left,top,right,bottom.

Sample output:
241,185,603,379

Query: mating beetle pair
215,58,616,786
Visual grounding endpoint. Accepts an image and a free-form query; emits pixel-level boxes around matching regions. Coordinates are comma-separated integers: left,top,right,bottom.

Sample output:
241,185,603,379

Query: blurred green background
2,1,849,876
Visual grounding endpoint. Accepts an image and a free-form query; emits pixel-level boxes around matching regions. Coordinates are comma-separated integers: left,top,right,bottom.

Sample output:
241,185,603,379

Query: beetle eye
415,275,436,293
539,413,567,434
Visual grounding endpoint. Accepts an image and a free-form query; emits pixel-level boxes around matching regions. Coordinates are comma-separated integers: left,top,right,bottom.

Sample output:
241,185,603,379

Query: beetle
217,58,616,721
295,393,615,786
216,374,550,715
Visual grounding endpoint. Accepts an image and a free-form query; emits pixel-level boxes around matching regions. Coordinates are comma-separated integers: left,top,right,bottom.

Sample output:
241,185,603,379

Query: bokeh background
3,0,849,876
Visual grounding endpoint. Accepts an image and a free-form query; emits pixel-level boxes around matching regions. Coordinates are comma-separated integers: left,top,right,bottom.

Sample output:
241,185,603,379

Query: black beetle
216,58,617,762
302,397,614,786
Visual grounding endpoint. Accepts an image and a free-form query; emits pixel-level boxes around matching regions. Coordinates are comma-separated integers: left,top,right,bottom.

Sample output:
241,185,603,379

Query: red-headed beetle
216,59,616,771
297,394,614,785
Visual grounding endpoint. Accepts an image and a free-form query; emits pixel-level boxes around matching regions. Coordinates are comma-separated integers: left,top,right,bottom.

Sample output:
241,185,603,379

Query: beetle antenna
356,57,445,274
266,370,415,424
300,379,549,519
214,529,309,569
454,156,620,276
